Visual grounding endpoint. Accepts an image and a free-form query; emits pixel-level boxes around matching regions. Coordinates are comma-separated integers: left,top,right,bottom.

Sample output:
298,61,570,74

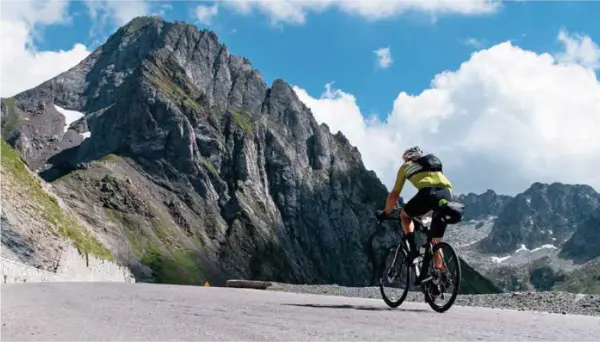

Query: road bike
374,203,464,313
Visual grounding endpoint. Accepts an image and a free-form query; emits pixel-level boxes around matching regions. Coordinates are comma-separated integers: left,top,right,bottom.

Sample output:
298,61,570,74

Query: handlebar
374,207,427,229
375,208,401,223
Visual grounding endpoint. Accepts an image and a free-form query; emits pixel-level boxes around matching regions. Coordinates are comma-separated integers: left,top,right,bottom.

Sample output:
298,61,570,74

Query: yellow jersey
392,154,452,194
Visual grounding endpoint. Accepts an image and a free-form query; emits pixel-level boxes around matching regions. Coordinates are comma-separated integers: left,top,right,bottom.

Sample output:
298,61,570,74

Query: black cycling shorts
403,187,453,238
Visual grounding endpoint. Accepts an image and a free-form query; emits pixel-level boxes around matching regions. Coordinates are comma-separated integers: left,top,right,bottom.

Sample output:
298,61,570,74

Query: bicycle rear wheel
423,241,462,313
378,244,411,308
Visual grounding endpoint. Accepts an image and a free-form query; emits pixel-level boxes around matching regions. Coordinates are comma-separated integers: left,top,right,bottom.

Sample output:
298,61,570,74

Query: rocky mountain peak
457,189,512,221
523,181,597,197
0,16,398,287
478,182,600,254
2,16,271,170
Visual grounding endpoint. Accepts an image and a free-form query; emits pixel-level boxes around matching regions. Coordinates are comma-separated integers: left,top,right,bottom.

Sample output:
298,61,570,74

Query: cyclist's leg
430,188,453,270
430,214,446,270
402,188,431,259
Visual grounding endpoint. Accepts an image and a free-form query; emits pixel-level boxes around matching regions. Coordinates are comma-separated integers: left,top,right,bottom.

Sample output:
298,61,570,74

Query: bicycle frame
375,210,438,281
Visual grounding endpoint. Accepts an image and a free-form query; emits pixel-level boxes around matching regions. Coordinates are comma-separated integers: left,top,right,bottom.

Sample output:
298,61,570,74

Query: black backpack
414,154,443,173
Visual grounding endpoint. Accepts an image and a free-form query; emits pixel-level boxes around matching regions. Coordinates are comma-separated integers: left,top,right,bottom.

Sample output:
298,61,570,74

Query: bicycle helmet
402,146,423,162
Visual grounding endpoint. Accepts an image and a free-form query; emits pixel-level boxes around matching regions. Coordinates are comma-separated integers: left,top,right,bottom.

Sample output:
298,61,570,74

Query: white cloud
223,0,501,25
0,0,91,98
374,47,393,69
195,3,219,25
294,32,600,197
85,0,151,26
158,3,175,17
556,28,600,69
0,0,71,25
84,0,152,41
462,37,485,49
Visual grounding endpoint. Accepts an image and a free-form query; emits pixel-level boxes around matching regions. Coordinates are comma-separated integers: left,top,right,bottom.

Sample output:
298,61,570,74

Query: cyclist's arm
384,164,406,215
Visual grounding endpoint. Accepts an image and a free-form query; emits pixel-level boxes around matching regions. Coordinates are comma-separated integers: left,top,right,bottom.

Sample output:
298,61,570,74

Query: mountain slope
458,257,502,294
559,213,600,264
1,139,113,263
458,189,512,222
1,16,497,292
553,257,600,294
478,182,600,255
445,183,600,294
1,140,133,282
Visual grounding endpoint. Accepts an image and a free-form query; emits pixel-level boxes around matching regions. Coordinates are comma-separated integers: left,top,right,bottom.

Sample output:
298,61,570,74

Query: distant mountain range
447,182,600,293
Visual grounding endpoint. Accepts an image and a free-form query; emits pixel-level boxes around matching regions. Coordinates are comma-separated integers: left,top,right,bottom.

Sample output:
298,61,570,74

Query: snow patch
54,104,84,133
531,244,558,253
487,243,558,266
516,244,529,253
491,255,511,263
462,240,480,247
514,243,557,254
80,132,91,139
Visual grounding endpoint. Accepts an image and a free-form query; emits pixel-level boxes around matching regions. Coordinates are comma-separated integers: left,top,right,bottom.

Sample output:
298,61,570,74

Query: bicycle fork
386,244,404,282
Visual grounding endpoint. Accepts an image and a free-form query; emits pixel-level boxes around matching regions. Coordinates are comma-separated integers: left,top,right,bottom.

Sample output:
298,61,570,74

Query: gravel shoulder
266,283,600,317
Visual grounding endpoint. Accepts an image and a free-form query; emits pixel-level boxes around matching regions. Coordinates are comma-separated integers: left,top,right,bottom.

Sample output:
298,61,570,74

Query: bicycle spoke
424,242,462,313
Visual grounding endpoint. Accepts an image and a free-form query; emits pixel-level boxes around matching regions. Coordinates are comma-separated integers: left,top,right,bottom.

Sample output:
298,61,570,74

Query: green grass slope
1,139,114,261
459,257,503,294
553,257,600,294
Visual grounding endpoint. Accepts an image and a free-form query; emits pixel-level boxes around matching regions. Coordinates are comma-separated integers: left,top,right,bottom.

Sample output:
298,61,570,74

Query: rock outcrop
457,189,512,222
0,140,133,283
477,182,600,255
559,213,600,264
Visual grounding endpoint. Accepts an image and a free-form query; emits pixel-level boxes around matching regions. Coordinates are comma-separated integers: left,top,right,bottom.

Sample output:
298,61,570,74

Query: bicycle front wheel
423,241,462,313
378,244,411,308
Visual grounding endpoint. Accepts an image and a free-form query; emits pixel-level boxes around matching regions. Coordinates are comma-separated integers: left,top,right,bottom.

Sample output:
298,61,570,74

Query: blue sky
2,0,600,197
29,1,600,119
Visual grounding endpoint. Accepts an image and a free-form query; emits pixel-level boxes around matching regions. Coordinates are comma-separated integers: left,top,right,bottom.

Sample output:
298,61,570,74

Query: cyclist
376,146,453,285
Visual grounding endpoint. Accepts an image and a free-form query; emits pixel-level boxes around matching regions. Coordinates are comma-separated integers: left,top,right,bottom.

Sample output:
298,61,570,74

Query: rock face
457,190,512,222
559,213,600,264
477,182,600,255
4,16,491,289
444,183,600,293
0,139,133,283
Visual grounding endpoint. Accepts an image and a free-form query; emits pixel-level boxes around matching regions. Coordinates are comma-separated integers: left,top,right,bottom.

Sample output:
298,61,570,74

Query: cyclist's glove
375,210,388,220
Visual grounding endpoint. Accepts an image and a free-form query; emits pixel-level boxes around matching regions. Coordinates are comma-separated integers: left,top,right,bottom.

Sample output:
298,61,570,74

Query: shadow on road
282,303,429,313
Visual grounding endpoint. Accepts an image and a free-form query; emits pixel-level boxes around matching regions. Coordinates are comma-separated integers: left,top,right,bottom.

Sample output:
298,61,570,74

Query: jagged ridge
447,182,600,294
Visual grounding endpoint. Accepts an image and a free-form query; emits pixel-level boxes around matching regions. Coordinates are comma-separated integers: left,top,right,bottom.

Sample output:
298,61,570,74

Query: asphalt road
2,282,598,341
